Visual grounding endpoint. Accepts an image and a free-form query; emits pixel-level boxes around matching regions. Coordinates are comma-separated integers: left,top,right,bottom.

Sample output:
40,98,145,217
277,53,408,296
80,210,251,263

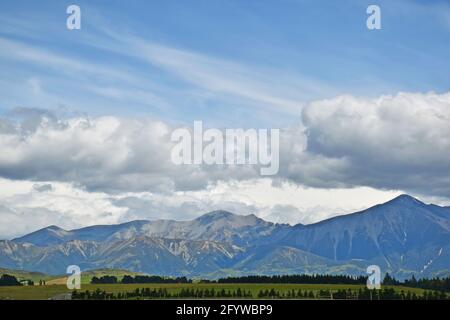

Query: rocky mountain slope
2,195,449,279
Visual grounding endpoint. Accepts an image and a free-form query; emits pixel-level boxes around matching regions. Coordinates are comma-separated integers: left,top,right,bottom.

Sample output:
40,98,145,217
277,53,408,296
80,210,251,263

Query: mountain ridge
11,194,426,242
3,194,450,279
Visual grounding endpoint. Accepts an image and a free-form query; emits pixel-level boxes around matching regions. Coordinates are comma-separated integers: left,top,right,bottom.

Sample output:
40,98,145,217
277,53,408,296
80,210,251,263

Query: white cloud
0,91,450,237
0,109,263,193
1,91,450,198
291,91,450,196
0,177,403,239
0,179,126,239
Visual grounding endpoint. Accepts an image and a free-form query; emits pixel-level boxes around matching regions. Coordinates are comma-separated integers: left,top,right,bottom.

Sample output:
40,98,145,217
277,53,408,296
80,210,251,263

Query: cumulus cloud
0,179,127,238
291,92,450,196
0,110,193,192
0,92,450,199
0,108,263,193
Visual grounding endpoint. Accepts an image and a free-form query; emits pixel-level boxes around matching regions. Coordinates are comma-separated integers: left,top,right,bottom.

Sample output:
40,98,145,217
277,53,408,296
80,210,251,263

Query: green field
0,283,431,300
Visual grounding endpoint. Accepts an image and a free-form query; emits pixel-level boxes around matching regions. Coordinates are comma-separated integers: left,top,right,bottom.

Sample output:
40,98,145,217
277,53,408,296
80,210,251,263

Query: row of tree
91,275,118,284
72,287,448,300
0,274,40,286
91,274,192,284
0,274,22,286
256,288,448,300
216,274,367,285
89,273,450,292
73,287,253,299
216,273,450,292
378,273,450,292
3,271,449,292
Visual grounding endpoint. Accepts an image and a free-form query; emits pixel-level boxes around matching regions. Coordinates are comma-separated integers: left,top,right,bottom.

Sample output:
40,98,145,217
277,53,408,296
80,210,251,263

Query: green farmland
0,283,434,300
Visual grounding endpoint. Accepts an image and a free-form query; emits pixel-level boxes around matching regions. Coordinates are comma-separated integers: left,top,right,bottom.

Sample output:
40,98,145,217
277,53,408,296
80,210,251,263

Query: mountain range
1,194,449,279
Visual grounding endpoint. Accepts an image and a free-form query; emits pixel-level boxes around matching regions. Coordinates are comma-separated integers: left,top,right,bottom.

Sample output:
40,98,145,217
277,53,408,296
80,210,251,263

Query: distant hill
0,267,54,283
2,195,449,279
0,267,145,285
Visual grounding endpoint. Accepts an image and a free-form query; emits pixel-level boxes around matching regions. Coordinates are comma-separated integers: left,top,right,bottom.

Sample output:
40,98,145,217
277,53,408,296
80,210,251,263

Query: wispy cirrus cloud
1,1,449,238
87,28,338,116
0,16,338,124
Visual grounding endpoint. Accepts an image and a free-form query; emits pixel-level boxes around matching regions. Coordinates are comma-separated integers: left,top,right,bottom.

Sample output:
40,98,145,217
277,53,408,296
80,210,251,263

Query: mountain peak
46,225,65,231
13,225,71,246
197,210,235,220
194,210,271,230
388,194,424,206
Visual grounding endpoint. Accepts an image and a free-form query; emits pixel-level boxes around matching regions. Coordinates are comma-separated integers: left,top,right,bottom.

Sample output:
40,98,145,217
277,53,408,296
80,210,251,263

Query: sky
0,0,449,238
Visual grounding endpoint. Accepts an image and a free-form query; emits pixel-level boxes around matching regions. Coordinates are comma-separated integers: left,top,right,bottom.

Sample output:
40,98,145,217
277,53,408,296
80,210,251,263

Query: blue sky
0,1,450,236
0,0,449,127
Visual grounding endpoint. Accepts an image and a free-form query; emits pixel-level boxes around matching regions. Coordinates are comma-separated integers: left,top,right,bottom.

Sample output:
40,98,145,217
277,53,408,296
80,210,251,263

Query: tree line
383,273,450,292
2,271,447,293
88,273,450,292
0,274,22,286
215,273,450,292
91,274,192,284
73,287,253,300
72,287,448,300
256,287,448,300
215,274,367,285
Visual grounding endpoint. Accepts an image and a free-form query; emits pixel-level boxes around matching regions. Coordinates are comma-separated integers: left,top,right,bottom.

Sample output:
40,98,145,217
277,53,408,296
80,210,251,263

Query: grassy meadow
0,282,431,300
